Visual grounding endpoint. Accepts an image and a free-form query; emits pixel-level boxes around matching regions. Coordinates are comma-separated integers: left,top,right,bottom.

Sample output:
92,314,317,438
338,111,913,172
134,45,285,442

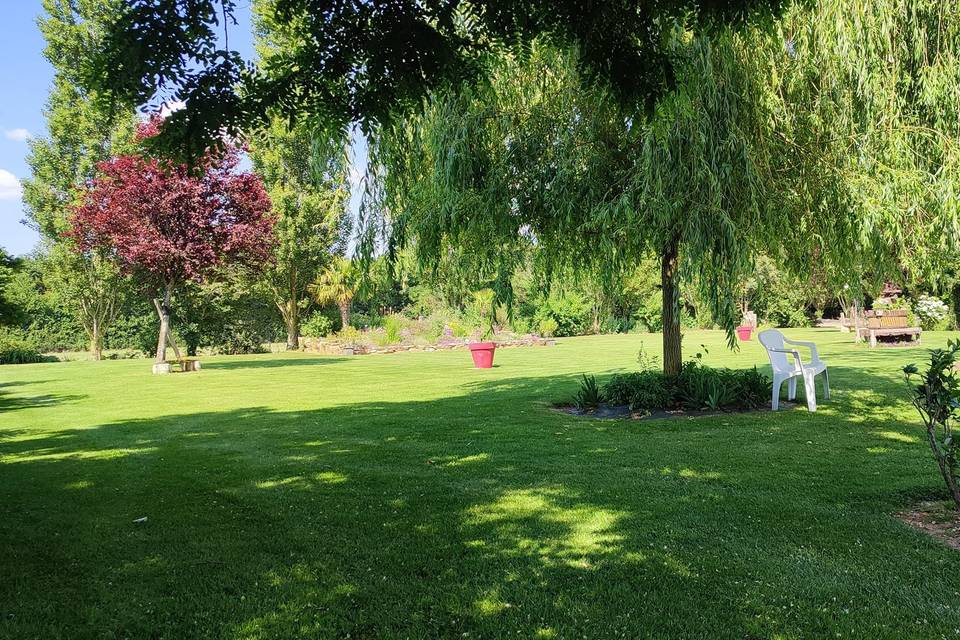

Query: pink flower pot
736,325,753,341
469,341,496,368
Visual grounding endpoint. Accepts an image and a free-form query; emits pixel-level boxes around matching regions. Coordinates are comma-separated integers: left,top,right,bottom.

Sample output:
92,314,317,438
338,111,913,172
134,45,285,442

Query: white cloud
0,170,23,200
4,128,31,142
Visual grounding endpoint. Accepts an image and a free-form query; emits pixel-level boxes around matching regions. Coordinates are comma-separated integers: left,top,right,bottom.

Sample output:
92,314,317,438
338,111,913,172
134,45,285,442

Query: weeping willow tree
367,34,779,375
361,0,960,375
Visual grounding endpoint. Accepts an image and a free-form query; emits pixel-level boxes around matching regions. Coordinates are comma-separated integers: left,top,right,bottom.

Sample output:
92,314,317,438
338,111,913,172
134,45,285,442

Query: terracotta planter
468,341,496,368
736,325,753,341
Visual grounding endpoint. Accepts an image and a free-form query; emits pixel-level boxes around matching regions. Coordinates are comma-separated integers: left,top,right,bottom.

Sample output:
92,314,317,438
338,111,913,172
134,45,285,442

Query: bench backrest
864,309,910,329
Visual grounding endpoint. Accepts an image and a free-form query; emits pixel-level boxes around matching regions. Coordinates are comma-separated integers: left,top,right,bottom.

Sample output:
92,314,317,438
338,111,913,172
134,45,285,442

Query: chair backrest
758,329,793,373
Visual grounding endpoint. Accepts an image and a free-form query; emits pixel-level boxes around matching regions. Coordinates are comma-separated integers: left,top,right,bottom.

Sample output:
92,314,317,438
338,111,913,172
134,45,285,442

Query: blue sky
0,2,258,257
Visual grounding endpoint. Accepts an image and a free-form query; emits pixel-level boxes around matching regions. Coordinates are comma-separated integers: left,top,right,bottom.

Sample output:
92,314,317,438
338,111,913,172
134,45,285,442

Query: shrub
302,312,334,338
597,361,770,412
447,320,471,338
107,310,157,355
535,292,592,337
732,366,772,409
104,349,142,360
573,374,603,410
765,298,810,328
913,295,951,331
0,329,46,365
538,317,559,337
211,321,267,354
335,326,367,347
675,361,770,411
604,371,669,411
383,314,404,344
349,312,381,330
510,315,533,335
904,341,960,510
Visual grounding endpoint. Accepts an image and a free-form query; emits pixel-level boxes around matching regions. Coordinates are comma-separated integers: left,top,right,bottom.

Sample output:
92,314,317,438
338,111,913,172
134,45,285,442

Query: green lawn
2,329,959,639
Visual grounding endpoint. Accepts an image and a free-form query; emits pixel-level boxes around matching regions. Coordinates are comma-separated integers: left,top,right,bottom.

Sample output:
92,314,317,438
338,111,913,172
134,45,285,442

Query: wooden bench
165,357,201,372
855,310,921,347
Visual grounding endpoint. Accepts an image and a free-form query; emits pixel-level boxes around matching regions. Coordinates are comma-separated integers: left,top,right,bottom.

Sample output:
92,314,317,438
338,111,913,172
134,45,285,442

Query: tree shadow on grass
201,356,347,371
0,365,957,638
0,380,86,413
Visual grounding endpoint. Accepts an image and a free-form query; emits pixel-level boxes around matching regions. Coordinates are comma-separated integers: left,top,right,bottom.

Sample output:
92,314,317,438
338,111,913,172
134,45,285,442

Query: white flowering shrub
913,295,950,330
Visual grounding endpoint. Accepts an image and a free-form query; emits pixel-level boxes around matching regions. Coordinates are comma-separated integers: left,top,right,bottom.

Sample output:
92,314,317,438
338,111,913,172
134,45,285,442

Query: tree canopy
83,0,783,157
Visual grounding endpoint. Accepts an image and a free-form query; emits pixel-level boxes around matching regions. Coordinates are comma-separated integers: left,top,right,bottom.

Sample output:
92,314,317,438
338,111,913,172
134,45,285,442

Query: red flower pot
736,325,753,341
469,341,496,368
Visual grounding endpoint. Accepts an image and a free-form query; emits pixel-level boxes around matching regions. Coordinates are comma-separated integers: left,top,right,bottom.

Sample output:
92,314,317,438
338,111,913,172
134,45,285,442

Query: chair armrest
767,348,803,368
783,339,820,361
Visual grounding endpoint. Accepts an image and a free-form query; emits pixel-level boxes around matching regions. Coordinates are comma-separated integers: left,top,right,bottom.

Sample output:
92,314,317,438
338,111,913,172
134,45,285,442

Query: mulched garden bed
897,501,960,550
554,401,794,421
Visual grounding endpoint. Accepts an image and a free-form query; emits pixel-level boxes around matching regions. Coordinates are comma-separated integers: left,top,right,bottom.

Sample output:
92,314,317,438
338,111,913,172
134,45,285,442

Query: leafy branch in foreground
904,340,960,510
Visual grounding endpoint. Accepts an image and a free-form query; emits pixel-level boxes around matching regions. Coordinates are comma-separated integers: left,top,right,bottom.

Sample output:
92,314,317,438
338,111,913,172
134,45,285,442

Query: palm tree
309,258,358,330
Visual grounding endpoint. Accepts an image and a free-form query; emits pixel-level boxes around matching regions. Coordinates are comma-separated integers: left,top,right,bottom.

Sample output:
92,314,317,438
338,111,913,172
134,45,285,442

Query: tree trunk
90,322,103,361
339,302,351,331
927,425,960,510
661,236,682,377
285,299,300,350
153,283,182,363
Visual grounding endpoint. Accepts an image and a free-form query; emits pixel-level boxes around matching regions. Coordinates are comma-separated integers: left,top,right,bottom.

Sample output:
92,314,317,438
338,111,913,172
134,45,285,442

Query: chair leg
788,377,797,401
772,376,783,411
803,372,817,412
822,369,830,400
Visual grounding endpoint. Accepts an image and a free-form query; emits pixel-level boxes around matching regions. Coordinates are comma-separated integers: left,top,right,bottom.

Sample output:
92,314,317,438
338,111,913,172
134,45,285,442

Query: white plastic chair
758,329,829,411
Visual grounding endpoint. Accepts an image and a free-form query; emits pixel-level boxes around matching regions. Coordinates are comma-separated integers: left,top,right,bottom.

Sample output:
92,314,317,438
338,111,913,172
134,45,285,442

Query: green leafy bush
604,371,669,410
0,329,46,365
302,312,334,338
447,320,471,338
595,359,770,412
913,295,951,331
211,321,267,355
904,341,960,509
675,361,769,411
383,314,404,344
536,292,591,337
538,317,559,337
350,312,382,330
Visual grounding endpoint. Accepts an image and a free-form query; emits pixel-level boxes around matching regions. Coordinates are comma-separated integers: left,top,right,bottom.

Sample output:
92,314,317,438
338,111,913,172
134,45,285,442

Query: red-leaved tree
69,120,274,366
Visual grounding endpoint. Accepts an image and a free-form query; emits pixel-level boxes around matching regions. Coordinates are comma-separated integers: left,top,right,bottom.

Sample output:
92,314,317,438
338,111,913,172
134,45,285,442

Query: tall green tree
249,0,352,350
0,249,22,327
21,0,138,360
249,118,351,349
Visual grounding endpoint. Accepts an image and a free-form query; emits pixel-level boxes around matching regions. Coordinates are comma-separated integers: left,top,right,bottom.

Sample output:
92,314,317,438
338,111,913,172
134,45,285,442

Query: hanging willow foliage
769,0,960,292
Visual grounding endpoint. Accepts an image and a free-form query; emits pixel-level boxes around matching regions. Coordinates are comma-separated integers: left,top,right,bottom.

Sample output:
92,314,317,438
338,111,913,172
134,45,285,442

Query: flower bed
301,333,556,356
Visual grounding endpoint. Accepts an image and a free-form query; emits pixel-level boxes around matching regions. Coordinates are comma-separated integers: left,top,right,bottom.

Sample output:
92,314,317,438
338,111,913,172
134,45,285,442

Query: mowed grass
2,329,960,639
